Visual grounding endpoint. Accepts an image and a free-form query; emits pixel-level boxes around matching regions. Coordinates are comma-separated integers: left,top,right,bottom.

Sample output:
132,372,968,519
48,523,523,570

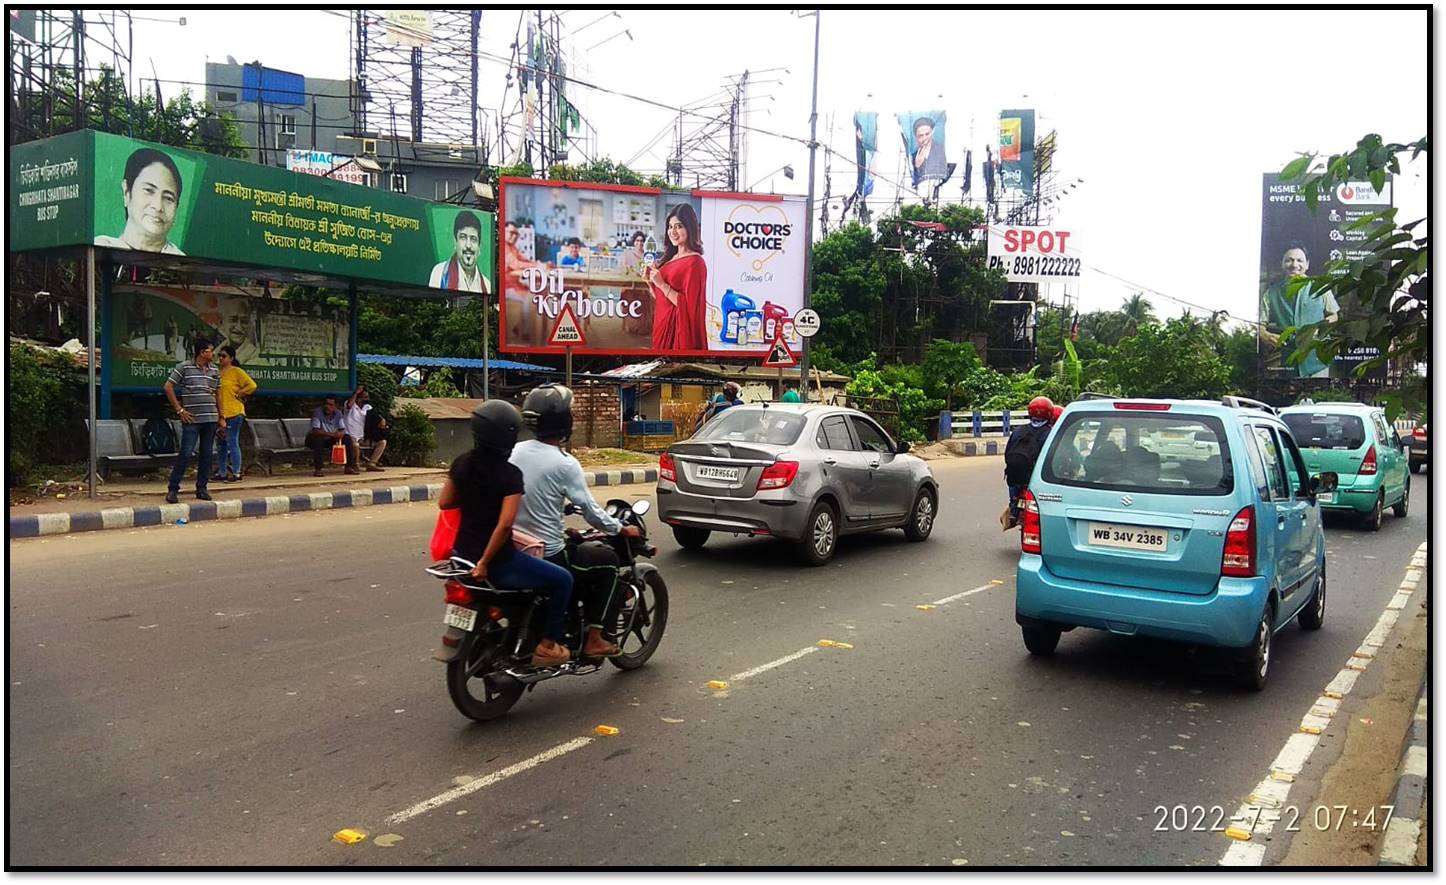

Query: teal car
1279,403,1411,531
1015,397,1337,690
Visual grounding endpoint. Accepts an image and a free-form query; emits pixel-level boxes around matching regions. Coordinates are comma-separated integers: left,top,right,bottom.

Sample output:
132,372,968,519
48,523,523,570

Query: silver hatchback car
656,404,939,565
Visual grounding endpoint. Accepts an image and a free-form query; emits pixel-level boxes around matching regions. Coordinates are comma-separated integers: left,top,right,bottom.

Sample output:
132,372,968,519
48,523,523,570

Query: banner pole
799,9,821,401
565,346,573,390
482,292,491,400
86,247,97,500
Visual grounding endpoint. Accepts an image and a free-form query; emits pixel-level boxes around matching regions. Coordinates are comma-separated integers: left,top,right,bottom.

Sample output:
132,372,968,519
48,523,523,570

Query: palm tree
1120,293,1156,336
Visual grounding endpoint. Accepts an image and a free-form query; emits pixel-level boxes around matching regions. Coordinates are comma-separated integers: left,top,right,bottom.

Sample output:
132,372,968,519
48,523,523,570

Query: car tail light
1359,444,1378,475
1413,427,1426,440
1220,506,1256,577
659,452,676,483
444,579,473,606
1020,489,1041,554
757,460,800,490
1113,402,1172,411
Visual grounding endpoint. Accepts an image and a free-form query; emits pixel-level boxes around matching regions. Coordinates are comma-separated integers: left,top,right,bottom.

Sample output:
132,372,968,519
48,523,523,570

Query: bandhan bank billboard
499,178,807,356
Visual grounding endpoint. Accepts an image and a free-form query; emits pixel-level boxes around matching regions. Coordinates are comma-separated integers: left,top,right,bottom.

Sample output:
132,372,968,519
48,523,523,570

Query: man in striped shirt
163,337,222,504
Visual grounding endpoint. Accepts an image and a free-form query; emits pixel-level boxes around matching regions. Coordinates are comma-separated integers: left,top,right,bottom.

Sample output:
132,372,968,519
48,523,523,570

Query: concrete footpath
1378,682,1429,866
9,465,658,539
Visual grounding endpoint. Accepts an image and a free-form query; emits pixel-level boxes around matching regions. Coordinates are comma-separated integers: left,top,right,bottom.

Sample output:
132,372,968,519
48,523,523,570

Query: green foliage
1220,328,1260,394
386,404,437,467
1279,134,1428,416
8,344,86,485
546,158,669,189
356,362,398,416
1105,318,1232,400
843,368,943,443
419,368,464,399
919,339,981,408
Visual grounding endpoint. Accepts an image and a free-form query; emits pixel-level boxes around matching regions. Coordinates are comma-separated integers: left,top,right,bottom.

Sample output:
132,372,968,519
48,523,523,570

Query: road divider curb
9,468,659,539
1378,681,1428,866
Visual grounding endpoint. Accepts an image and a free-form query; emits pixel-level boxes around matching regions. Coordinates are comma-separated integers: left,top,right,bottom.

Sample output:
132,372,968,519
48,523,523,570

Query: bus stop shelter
9,129,499,498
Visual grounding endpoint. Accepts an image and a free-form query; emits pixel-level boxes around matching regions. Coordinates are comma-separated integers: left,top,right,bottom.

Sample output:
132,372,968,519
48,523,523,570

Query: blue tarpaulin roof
356,353,556,372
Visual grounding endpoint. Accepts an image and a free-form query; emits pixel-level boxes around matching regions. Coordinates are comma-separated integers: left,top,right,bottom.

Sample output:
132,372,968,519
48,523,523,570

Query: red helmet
1028,396,1055,422
1051,405,1064,423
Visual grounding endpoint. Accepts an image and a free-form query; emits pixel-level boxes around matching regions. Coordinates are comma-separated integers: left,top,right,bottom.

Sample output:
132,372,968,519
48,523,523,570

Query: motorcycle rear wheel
611,571,669,671
447,637,525,721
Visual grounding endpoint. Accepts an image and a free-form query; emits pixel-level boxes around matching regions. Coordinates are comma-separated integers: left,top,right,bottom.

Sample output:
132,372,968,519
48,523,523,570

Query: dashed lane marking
728,646,818,684
930,582,999,607
385,736,593,825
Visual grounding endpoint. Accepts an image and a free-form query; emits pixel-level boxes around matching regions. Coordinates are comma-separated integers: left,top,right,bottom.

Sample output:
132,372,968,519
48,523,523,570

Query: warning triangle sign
548,304,586,347
760,332,798,368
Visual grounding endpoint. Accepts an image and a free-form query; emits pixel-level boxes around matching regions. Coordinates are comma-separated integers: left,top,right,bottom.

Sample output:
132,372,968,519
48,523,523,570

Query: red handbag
429,509,461,561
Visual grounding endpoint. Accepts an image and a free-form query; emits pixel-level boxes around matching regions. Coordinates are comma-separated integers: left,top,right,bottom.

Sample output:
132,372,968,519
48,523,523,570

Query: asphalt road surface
8,459,1428,867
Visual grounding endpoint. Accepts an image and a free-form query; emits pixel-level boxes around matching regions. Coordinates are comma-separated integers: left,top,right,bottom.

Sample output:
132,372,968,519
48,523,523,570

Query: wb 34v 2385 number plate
1086,522,1168,552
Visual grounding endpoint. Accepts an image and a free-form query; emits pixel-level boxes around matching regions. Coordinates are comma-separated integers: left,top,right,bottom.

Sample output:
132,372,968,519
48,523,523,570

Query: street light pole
799,9,820,400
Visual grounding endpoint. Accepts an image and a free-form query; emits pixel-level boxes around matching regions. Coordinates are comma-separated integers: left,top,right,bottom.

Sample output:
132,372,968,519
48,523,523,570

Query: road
8,459,1428,867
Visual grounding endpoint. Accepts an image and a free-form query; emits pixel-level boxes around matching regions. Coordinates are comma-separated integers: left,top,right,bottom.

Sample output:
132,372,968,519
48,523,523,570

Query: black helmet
470,400,522,455
521,384,574,442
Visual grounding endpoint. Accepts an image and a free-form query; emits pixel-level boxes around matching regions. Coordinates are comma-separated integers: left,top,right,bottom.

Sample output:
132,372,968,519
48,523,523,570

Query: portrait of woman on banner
643,203,707,352
94,147,187,255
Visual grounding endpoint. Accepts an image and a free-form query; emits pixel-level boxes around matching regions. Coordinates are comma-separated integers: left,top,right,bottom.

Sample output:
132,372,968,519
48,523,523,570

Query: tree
1106,318,1231,399
547,158,669,189
1119,293,1156,335
920,339,981,409
1279,134,1428,416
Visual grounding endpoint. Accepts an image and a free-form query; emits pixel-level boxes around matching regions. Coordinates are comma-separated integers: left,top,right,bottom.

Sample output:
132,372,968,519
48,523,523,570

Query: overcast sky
130,7,1428,327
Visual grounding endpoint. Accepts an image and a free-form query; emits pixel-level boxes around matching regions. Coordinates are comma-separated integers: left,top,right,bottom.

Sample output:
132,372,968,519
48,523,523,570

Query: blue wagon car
1014,397,1338,690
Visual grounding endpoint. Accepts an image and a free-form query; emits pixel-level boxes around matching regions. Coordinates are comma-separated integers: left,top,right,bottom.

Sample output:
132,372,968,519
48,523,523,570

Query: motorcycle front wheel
446,634,525,721
610,570,669,671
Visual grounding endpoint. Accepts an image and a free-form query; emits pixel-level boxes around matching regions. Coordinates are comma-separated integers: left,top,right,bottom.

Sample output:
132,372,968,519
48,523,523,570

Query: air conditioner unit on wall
390,173,408,193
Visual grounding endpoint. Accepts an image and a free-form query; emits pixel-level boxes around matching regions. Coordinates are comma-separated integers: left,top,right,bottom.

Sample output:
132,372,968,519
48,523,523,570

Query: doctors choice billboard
499,179,808,356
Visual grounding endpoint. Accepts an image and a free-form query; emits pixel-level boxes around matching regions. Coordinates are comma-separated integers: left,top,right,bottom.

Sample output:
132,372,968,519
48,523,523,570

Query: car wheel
1363,492,1384,532
902,488,936,542
1022,625,1061,656
1410,460,1423,474
1298,567,1325,631
1240,603,1274,691
797,501,838,567
1393,481,1410,518
671,526,711,550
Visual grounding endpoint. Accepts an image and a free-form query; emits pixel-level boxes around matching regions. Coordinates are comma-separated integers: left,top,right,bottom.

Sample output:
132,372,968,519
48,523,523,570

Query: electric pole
799,10,820,399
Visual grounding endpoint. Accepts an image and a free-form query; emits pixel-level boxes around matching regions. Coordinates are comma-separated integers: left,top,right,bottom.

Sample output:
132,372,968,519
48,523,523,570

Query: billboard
499,179,808,356
896,110,951,189
853,111,879,199
1258,173,1391,378
999,109,1036,193
987,225,1082,284
110,285,350,393
9,130,494,295
285,149,370,187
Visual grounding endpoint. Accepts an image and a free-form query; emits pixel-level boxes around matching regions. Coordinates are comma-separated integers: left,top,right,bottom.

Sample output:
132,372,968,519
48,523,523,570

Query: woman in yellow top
214,345,258,482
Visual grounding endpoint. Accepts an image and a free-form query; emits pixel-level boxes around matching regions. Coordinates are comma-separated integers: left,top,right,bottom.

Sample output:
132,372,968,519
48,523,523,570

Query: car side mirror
1312,472,1338,494
895,440,911,454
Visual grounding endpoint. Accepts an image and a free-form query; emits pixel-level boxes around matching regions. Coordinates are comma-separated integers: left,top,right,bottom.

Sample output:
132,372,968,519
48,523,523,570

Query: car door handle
1277,516,1287,529
822,457,837,466
868,460,880,469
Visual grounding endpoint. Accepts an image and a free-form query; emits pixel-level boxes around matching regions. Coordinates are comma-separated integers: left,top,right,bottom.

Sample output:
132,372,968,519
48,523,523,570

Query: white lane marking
730,646,818,683
385,736,593,825
1216,541,1426,866
931,583,997,607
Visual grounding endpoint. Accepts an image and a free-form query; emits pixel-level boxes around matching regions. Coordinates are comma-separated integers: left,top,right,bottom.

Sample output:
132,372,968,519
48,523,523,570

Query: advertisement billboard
896,110,950,189
987,225,1082,284
499,179,808,356
9,130,494,294
1258,173,1391,378
285,149,370,187
999,109,1036,194
110,285,350,393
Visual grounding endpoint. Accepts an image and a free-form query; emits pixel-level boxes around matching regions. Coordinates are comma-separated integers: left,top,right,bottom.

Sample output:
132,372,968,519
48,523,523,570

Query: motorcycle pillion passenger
1001,395,1057,531
510,384,643,659
438,400,575,667
695,381,743,433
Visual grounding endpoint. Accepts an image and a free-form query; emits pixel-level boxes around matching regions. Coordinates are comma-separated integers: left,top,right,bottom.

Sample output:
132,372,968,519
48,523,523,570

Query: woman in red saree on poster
644,203,707,352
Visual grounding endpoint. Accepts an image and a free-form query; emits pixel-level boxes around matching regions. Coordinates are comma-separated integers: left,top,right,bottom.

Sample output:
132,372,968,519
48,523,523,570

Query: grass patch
571,447,657,467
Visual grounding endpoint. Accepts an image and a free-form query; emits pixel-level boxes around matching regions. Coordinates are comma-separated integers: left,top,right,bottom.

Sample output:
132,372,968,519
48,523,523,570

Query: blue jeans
168,420,217,494
214,415,245,477
484,550,574,643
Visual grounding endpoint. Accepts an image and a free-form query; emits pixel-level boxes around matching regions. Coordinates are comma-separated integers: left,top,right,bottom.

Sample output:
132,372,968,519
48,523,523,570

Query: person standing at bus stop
213,345,257,483
163,337,222,504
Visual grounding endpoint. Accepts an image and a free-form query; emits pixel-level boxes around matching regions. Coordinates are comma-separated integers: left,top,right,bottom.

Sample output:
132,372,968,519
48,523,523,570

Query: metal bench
123,418,184,475
251,419,309,475
86,419,161,479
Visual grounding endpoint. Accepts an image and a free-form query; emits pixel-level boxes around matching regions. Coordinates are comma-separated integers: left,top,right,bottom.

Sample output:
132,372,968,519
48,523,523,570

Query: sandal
531,641,571,667
581,640,622,658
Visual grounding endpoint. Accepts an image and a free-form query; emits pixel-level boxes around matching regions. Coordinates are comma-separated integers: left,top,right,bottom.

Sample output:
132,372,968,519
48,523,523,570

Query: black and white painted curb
1378,683,1429,866
9,468,659,539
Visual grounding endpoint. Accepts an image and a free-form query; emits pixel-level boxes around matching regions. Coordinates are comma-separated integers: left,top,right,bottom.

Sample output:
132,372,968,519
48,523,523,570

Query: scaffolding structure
7,10,136,145
350,10,481,148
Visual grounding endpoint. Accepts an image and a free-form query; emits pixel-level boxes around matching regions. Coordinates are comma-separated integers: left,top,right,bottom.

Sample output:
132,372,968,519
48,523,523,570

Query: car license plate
1318,492,1335,504
444,603,477,632
695,464,740,482
1086,522,1168,552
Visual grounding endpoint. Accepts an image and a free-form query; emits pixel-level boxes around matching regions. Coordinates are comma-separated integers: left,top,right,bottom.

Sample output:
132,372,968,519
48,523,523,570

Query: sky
125,6,1429,328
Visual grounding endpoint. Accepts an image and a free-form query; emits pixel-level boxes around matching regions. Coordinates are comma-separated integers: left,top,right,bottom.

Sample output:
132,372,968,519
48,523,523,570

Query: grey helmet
470,400,523,455
521,384,574,442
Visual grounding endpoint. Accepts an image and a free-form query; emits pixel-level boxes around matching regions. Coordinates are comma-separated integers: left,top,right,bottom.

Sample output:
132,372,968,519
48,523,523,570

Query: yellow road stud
1269,771,1295,783
832,642,854,649
333,829,367,845
594,725,620,736
706,680,729,690
1324,690,1344,700
1299,725,1323,735
915,604,936,611
1224,826,1252,841
990,580,1004,585
817,639,837,647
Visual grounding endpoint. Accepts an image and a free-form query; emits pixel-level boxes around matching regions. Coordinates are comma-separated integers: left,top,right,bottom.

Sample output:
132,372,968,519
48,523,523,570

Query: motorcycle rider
438,400,574,667
1001,396,1056,530
694,381,743,434
510,384,642,659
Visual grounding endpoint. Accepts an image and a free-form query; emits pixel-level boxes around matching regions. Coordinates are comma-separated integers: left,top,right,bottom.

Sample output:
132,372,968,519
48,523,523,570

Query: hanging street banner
498,178,808,357
999,109,1036,194
9,129,494,294
110,285,350,393
1258,173,1391,379
987,225,1082,284
895,110,951,190
853,111,879,199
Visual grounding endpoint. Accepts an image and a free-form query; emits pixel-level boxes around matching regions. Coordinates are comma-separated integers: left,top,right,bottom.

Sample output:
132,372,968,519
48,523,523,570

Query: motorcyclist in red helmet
1001,396,1055,530
1051,404,1064,424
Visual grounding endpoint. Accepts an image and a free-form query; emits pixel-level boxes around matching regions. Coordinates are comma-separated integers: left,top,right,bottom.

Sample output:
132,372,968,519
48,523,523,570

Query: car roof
1278,402,1379,413
1064,398,1289,429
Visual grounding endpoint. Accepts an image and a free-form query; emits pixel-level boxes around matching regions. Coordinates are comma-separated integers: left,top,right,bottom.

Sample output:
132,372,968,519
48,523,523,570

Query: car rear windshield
1282,413,1367,449
1041,412,1234,495
694,408,806,446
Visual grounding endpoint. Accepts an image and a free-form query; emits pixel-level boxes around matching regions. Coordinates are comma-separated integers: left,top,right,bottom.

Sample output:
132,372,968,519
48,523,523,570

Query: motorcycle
426,498,669,722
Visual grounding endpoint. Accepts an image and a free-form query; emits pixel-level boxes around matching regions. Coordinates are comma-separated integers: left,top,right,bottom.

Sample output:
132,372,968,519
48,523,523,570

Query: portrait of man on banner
428,209,490,294
897,111,950,189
